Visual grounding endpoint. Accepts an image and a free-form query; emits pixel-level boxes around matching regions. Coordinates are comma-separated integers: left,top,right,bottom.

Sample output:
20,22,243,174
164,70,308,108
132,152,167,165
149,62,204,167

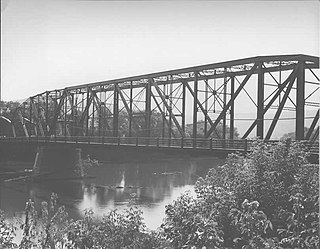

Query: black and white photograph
0,0,319,248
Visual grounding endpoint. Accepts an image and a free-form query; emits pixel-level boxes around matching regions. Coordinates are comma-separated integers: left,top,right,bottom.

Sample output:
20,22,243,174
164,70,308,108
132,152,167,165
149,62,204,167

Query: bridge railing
0,136,251,152
0,136,318,154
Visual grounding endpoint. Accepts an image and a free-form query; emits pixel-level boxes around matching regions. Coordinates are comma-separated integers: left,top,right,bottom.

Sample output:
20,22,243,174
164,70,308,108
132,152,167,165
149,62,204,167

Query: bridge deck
1,137,318,155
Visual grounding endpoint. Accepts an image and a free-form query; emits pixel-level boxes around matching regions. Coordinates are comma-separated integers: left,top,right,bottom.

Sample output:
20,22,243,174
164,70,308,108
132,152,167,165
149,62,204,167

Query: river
0,156,224,230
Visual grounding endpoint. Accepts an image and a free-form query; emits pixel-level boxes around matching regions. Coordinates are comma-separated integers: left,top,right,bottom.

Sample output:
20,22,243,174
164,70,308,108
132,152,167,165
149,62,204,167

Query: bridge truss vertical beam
145,80,152,137
182,81,186,134
129,81,133,137
230,76,235,139
296,60,305,140
113,84,119,137
193,72,198,141
222,69,227,139
85,88,90,136
204,80,208,136
64,93,67,137
45,91,49,135
257,62,264,138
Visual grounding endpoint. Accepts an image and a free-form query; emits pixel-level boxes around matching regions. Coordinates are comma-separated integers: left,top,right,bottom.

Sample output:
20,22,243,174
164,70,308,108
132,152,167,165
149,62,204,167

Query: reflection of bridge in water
0,54,319,157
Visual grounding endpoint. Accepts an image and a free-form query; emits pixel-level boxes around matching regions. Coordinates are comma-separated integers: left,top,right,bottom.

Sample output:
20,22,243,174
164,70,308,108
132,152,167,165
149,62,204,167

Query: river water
0,156,224,230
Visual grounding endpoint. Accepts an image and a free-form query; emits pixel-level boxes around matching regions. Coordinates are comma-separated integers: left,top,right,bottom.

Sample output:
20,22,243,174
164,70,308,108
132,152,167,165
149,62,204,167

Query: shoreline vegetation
1,140,319,249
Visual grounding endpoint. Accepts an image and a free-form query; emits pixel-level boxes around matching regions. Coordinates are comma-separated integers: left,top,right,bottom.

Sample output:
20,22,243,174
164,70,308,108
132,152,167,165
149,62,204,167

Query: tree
0,100,21,137
185,120,240,139
162,139,319,248
281,127,318,141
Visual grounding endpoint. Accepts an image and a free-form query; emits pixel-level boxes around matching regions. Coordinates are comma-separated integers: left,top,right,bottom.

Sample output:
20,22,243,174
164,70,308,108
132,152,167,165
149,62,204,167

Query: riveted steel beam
206,63,258,138
265,70,296,140
310,126,319,144
184,80,220,138
223,70,227,139
257,62,264,138
49,91,67,135
115,84,141,134
230,76,235,139
150,90,176,138
145,80,152,137
150,79,185,137
193,72,198,140
63,54,318,92
305,109,319,140
113,84,119,137
30,98,45,136
242,67,298,139
92,92,112,134
296,61,305,140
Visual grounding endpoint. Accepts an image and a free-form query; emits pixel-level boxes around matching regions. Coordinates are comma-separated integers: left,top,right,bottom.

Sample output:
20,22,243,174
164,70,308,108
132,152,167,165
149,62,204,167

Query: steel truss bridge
0,54,319,151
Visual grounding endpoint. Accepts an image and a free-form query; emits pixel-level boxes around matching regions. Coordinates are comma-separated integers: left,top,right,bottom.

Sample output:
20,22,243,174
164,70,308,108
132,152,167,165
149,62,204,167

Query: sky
1,0,319,102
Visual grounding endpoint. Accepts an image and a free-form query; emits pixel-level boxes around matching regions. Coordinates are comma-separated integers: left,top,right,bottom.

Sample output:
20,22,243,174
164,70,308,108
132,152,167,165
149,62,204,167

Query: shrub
67,207,168,249
162,192,224,248
278,193,319,249
0,209,16,248
162,139,318,248
230,199,276,249
19,193,69,249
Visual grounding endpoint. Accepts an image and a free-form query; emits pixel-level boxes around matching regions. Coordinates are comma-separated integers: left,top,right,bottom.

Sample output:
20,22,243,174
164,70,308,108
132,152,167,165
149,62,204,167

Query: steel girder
15,54,319,141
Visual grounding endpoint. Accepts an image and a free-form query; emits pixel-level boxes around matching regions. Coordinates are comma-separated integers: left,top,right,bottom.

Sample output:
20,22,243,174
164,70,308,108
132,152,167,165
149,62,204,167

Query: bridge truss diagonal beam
184,79,220,138
264,68,297,140
49,91,67,135
30,98,45,136
150,90,176,138
241,66,299,139
305,109,319,140
115,84,141,133
206,62,258,137
150,79,185,137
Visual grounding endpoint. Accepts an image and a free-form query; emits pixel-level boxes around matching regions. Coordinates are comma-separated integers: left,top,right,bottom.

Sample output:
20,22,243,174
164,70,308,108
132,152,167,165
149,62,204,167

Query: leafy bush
278,194,319,249
0,210,16,248
162,192,224,248
67,207,168,249
230,199,276,249
162,139,318,248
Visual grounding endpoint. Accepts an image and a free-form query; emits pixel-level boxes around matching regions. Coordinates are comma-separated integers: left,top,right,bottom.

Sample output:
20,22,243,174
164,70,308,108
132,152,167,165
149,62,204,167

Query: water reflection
0,157,224,229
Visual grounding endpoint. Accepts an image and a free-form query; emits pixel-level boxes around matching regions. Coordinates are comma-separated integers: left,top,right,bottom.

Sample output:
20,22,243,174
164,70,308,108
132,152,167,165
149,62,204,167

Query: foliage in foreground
162,139,319,248
0,140,319,248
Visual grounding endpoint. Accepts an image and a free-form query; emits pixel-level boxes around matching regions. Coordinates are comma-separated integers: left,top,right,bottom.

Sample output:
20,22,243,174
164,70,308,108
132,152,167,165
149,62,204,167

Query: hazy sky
1,0,319,101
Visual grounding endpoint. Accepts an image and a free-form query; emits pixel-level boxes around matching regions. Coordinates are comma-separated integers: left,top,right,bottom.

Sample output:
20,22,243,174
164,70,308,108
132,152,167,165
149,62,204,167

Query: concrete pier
32,146,84,179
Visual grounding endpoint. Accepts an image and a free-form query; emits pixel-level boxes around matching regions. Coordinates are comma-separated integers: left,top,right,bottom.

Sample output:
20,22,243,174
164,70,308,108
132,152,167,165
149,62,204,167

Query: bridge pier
32,146,84,179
